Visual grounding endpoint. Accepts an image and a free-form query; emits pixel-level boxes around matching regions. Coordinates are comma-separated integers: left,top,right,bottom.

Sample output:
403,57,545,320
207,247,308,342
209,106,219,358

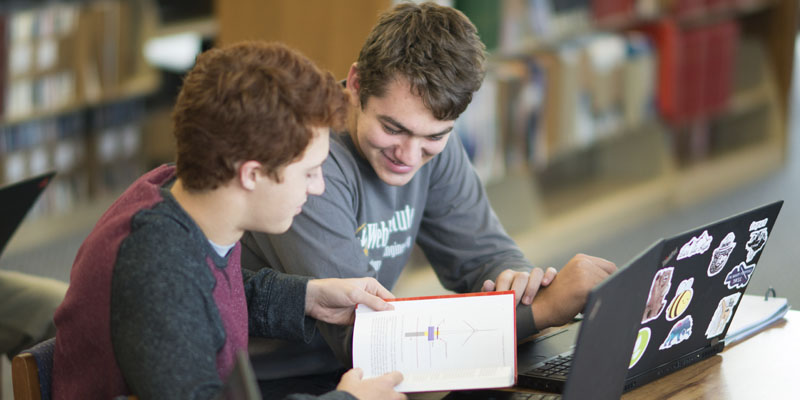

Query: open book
353,291,517,393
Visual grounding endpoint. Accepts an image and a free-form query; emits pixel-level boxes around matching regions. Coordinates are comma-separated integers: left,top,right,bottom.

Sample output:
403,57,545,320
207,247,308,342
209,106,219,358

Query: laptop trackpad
518,323,580,368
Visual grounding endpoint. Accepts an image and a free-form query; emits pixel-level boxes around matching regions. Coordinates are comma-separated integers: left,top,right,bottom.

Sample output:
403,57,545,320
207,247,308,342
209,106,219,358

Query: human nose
308,172,325,196
394,136,421,166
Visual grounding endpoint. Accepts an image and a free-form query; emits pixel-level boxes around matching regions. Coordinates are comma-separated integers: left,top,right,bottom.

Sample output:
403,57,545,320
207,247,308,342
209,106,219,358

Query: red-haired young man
52,42,405,400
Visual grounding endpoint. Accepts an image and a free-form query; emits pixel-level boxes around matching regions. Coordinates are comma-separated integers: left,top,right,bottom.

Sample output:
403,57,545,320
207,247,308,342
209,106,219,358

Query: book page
353,292,516,392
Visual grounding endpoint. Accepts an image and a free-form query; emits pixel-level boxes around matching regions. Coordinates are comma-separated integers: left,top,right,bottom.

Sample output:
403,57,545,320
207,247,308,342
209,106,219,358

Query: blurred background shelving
0,0,217,255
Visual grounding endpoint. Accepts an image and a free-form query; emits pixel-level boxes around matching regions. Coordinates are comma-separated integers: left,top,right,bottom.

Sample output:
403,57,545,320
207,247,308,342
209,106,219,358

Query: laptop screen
627,201,782,377
0,171,55,257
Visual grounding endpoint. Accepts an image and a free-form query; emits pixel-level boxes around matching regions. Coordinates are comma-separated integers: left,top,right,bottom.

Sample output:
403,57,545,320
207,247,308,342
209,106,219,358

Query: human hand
305,277,395,325
530,254,617,329
337,368,406,400
481,267,558,306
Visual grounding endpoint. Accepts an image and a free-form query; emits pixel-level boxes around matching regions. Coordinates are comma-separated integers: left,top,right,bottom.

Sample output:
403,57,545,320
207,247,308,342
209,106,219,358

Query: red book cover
673,0,706,18
679,26,709,121
638,19,681,123
705,0,731,12
0,13,6,118
591,0,635,23
704,20,739,116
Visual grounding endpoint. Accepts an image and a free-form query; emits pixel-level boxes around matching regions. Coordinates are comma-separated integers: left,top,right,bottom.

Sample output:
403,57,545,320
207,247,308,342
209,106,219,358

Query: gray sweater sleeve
243,267,316,342
417,136,539,337
416,134,533,293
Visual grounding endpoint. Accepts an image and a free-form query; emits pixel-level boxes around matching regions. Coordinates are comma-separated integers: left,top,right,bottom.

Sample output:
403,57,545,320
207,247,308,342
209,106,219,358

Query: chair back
11,336,56,400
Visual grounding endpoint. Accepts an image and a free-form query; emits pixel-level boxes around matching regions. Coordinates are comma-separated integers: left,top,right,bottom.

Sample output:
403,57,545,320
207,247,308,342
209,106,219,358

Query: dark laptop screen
628,201,782,377
0,171,55,257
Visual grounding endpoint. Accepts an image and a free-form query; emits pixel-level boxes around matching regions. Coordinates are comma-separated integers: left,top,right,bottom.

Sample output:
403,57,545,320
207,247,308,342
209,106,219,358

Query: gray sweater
241,132,534,379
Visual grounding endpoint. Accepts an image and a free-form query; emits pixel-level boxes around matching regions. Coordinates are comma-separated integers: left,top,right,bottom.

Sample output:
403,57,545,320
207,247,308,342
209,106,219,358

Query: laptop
445,237,663,400
0,171,55,256
513,200,783,395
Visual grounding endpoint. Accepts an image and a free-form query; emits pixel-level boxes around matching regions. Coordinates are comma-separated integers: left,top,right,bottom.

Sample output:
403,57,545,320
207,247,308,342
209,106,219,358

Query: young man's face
351,77,454,186
255,127,329,233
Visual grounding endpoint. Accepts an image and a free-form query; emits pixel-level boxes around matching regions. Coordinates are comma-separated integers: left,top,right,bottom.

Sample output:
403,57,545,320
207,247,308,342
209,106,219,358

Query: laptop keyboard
525,353,574,380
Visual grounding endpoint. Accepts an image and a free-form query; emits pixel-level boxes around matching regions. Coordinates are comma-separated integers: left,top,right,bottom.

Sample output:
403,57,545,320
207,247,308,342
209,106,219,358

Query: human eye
428,134,446,142
306,166,322,179
381,123,402,135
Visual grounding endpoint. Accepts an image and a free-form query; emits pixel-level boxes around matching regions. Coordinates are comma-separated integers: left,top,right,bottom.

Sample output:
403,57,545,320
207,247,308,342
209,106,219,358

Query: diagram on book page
353,293,516,382
400,314,506,369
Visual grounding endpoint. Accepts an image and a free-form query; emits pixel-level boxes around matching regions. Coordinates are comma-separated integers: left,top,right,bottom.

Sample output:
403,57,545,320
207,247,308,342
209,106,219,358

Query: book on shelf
584,32,627,139
724,292,790,346
493,56,547,172
592,0,636,23
637,17,740,125
623,32,657,129
705,20,739,116
455,68,505,184
352,291,517,393
496,0,591,54
0,14,6,118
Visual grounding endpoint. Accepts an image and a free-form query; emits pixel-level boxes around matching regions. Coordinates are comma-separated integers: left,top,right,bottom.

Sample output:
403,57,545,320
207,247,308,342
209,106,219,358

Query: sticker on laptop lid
642,267,673,324
629,327,651,369
677,230,713,260
749,218,768,231
708,232,736,277
745,227,768,263
659,315,693,350
666,278,694,321
705,292,741,339
724,262,755,289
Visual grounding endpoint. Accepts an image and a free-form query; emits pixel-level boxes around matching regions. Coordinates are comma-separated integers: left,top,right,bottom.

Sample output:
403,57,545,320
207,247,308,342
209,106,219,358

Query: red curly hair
172,41,350,191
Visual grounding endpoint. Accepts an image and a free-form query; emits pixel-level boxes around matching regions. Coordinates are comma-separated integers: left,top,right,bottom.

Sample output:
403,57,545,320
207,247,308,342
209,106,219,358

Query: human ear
238,161,262,191
346,63,361,105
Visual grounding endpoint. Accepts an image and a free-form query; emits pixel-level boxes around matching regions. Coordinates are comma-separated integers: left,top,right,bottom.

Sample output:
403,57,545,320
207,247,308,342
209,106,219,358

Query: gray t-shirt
241,131,534,379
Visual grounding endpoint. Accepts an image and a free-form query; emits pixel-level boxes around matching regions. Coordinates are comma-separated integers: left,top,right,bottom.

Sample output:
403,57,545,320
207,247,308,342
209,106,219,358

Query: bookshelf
0,0,161,221
453,0,797,265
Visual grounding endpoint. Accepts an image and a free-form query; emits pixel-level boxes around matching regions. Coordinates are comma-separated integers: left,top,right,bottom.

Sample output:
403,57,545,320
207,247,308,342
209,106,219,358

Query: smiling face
349,72,454,187
252,127,329,233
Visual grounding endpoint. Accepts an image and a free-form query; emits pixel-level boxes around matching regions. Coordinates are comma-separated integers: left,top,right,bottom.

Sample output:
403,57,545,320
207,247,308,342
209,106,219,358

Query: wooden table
411,310,798,399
